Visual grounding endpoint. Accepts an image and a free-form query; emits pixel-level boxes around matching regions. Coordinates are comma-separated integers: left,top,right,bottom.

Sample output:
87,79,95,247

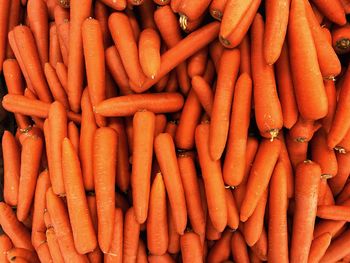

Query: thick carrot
104,208,123,263
209,0,228,20
320,229,350,262
55,62,67,92
191,76,213,116
17,135,43,221
154,5,190,94
93,128,118,253
263,0,290,64
231,231,250,263
27,0,49,67
240,138,281,221
44,63,69,109
139,28,160,79
95,92,184,117
67,121,79,153
154,133,187,235
288,0,328,120
223,73,252,186
98,0,126,10
2,131,20,207
0,0,10,72
131,110,155,223
177,153,205,236
309,233,332,263
141,22,220,92
49,24,63,68
275,42,298,129
332,24,350,54
146,173,168,255
322,80,337,132
66,0,91,112
225,188,239,230
290,160,321,263
209,48,240,160
0,234,13,263
329,152,350,196
207,230,233,263
251,14,283,139
0,202,33,251
5,0,21,58
123,207,140,263
46,188,89,262
195,123,227,232
268,161,289,263
6,248,39,263
13,25,53,102
180,232,203,263
316,205,350,221
312,0,346,25
108,12,146,92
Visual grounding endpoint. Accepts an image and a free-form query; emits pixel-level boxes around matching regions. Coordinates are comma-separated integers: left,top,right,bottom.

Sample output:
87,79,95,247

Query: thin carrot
55,62,67,92
209,0,228,20
279,132,295,198
290,160,321,263
312,0,346,25
288,0,328,120
104,208,123,263
180,232,203,263
123,207,140,263
5,0,21,58
207,230,233,263
154,133,187,235
94,1,112,48
209,48,240,160
316,205,350,221
49,24,63,68
167,203,181,254
0,0,10,72
225,188,239,230
98,0,126,10
195,122,227,232
139,28,161,79
231,231,250,263
0,202,33,251
322,80,337,132
329,152,350,196
309,233,332,263
67,121,79,153
6,248,39,263
93,127,118,253
209,40,224,71
56,20,69,66
0,234,13,263
126,9,140,41
240,138,281,221
191,76,213,117
46,227,64,263
320,229,350,262
137,0,156,30
27,0,49,67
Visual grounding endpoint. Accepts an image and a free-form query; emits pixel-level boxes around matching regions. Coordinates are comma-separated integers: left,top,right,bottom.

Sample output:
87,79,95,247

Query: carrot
22,88,45,129
251,228,268,261
17,135,43,221
328,66,350,148
56,20,69,66
320,229,350,262
88,248,103,263
329,152,350,196
123,207,140,263
195,123,227,232
238,35,251,76
240,138,281,221
8,257,29,263
27,0,49,67
0,0,10,72
209,0,228,20
165,120,177,139
180,232,203,263
209,48,240,160
205,214,222,241
108,12,146,92
289,118,320,143
191,76,213,117
223,73,252,186
231,231,250,263
209,40,224,71
332,24,350,54
137,0,156,30
53,5,69,26
49,24,63,68
340,0,350,13
316,205,350,221
93,128,118,253
337,182,350,204
104,208,123,263
13,26,53,103
187,48,208,78
251,14,283,139
312,0,346,25
153,0,169,5
304,0,342,79
154,133,187,235
146,173,168,255
290,160,321,263
154,5,190,95
288,0,328,120
66,0,91,112
167,203,181,254
322,183,335,206
279,133,295,198
207,230,233,263
67,121,79,153
148,254,175,263
321,80,337,132
44,63,69,109
130,110,155,223
219,0,261,48
263,0,290,64
0,234,13,263
0,202,33,251
225,189,239,230
138,28,160,79
46,188,88,262
98,0,126,10
57,0,70,8
141,22,220,92
95,92,184,117
126,9,140,42
5,0,21,58
6,248,39,263
2,131,20,207
268,161,289,263
55,62,67,92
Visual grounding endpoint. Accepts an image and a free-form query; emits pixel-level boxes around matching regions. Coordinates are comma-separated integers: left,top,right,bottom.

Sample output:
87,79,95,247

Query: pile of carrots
1,0,350,262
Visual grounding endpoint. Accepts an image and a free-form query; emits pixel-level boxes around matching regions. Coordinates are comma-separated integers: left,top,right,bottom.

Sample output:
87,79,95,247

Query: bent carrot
139,28,161,79
308,232,332,263
123,207,140,263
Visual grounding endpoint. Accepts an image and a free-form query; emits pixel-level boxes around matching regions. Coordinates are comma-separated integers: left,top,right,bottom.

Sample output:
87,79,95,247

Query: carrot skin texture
316,205,350,221
104,208,123,263
311,0,346,25
0,234,13,263
123,207,140,263
320,229,350,262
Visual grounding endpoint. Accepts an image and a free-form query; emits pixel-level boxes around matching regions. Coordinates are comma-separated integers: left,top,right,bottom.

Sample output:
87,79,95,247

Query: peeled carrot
225,189,239,230
312,0,346,25
0,0,10,72
320,229,350,262
136,0,156,30
93,128,118,253
289,118,320,143
139,28,161,79
209,0,228,20
6,248,39,263
56,20,69,66
148,254,175,263
209,39,224,71
94,1,112,48
104,208,123,263
231,231,250,263
187,47,208,78
167,204,181,254
99,0,126,10
5,0,20,58
322,80,337,132
195,122,227,232
288,0,328,120
240,138,281,221
49,24,63,68
123,207,140,263
191,76,213,116
55,62,67,92
154,133,187,235
317,205,350,221
290,160,321,263
207,230,232,263
0,234,13,263
329,152,350,196
308,232,332,263
67,121,79,153
180,232,203,263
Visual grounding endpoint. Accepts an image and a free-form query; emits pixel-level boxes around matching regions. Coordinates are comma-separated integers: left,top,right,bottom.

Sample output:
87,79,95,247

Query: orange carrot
251,14,283,139
288,0,328,120
187,47,208,78
154,133,187,235
46,227,64,263
167,204,181,254
321,80,337,132
240,138,281,221
263,0,290,64
180,232,203,263
5,0,21,58
93,128,118,253
55,62,67,92
308,233,332,263
123,207,140,263
67,0,91,112
191,75,213,116
231,231,250,263
207,230,233,263
320,229,350,262
99,0,126,10
209,39,224,71
49,24,63,68
0,234,13,263
251,228,268,261
290,160,321,263
0,0,10,72
139,28,160,79
0,202,33,251
312,0,346,25
195,122,227,232
17,135,43,221
329,152,350,196
27,0,49,67
223,73,252,186
148,254,175,263
209,0,228,20
225,188,239,230
104,208,123,263
316,205,350,221
332,23,350,54
94,1,112,48
279,133,295,198
289,117,320,143
67,121,79,153
56,20,69,66
6,248,39,263
205,213,222,241
209,48,240,160
126,9,140,41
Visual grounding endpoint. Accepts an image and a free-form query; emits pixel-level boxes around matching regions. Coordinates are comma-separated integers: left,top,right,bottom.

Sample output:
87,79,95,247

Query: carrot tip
179,15,188,31
210,10,223,21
